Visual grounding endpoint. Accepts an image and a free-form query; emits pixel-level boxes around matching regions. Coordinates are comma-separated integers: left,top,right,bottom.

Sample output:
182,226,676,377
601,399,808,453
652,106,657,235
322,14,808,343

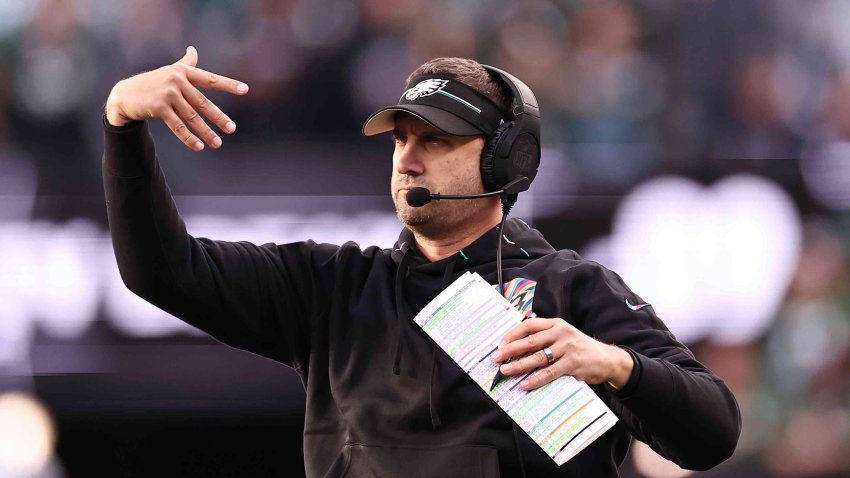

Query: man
103,47,740,477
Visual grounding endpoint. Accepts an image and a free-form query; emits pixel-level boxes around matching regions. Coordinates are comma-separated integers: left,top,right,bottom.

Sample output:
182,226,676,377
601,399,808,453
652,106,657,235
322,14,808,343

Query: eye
392,134,407,145
423,134,443,144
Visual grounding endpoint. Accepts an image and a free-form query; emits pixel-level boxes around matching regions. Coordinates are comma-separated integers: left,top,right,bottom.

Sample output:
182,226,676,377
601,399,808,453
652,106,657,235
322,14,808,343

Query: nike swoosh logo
626,298,651,311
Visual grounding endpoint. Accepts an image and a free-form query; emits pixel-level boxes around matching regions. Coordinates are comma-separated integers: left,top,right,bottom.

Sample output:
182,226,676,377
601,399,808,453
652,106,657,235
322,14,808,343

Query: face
390,113,491,237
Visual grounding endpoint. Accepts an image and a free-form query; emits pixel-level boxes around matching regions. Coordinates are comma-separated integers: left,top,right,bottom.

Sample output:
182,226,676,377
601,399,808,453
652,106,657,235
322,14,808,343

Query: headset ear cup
509,132,540,185
480,123,511,191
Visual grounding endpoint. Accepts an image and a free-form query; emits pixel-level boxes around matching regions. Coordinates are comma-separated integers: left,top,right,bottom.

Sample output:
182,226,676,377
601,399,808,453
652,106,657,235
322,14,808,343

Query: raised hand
104,46,249,151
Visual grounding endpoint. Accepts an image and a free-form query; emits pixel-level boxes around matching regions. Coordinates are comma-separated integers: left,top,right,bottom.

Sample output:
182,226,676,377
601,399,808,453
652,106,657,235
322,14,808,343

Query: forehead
392,112,445,135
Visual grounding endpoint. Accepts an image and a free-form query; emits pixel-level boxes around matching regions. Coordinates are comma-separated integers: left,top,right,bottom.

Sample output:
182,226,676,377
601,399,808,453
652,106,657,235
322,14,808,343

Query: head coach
102,46,740,477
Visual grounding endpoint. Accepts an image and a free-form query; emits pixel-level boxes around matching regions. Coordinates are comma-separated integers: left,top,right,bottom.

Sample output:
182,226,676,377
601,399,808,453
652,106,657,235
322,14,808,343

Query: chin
394,195,486,236
399,210,463,240
396,207,431,228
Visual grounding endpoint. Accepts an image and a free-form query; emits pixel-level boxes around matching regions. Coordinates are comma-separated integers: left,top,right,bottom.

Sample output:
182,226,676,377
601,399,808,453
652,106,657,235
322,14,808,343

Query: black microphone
405,187,436,207
405,177,530,207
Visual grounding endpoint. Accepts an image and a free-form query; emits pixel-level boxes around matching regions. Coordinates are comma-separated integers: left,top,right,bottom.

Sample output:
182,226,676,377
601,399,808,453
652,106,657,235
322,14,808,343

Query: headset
479,65,542,195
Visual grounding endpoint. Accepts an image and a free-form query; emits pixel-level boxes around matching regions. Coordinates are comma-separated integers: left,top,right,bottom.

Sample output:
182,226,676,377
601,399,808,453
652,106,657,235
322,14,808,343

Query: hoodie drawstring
513,422,527,478
426,259,456,429
428,344,442,429
392,250,414,375
440,260,456,288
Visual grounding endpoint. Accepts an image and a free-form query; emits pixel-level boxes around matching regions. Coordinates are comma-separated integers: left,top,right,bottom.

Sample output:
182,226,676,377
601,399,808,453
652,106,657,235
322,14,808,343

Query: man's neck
412,216,503,262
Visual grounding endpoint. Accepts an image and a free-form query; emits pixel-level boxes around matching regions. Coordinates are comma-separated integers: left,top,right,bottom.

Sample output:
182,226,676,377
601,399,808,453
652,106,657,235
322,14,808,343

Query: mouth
396,185,424,195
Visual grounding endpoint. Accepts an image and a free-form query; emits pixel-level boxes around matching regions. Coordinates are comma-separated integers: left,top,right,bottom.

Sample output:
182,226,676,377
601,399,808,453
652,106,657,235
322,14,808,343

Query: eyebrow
391,126,442,137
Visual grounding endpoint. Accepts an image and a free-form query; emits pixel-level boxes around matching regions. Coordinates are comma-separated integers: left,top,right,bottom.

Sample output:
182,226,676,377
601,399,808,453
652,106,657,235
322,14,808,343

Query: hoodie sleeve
567,262,741,470
102,118,338,370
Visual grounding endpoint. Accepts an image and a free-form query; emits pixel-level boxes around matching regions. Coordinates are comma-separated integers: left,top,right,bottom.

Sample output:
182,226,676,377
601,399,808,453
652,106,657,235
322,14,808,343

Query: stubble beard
393,180,491,239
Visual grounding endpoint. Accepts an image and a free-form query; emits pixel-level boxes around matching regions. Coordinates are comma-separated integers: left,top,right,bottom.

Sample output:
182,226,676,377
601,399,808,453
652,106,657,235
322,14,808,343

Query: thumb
178,46,198,67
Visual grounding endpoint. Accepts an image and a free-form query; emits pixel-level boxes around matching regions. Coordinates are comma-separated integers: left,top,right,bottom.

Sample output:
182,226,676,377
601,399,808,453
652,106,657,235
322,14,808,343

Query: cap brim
362,105,483,136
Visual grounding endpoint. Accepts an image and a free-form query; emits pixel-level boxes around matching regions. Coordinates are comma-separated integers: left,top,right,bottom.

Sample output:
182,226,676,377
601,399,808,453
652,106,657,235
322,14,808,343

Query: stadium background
1,0,849,476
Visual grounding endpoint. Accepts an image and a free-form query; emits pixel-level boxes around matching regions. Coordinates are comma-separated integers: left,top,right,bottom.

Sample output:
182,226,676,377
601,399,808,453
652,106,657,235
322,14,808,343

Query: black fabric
103,122,741,477
392,248,414,376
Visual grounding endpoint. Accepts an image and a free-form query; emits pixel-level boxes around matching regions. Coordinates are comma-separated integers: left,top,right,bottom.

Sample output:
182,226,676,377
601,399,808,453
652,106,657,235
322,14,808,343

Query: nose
394,139,424,176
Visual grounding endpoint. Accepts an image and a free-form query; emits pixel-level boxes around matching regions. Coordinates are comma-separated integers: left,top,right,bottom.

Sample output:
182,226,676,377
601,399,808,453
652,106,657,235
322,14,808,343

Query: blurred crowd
1,0,849,476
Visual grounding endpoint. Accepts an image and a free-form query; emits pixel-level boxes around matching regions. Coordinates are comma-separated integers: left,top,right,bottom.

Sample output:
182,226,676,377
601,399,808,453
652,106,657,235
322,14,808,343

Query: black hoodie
103,119,741,477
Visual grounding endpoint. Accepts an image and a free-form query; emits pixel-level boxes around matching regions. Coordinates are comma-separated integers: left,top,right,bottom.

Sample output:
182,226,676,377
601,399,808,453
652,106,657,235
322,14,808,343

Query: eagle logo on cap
402,79,448,101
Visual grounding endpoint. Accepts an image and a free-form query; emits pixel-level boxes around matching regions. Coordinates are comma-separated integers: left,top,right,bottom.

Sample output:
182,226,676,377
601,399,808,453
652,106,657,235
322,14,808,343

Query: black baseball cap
362,75,507,137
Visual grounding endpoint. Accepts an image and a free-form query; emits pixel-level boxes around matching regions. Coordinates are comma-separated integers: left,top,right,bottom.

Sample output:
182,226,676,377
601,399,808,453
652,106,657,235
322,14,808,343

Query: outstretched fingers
162,109,204,151
172,96,221,149
184,65,249,97
169,47,246,149
181,85,237,136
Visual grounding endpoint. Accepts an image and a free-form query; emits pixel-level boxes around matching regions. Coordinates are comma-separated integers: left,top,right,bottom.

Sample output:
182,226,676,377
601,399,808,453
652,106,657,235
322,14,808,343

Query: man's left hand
491,318,634,391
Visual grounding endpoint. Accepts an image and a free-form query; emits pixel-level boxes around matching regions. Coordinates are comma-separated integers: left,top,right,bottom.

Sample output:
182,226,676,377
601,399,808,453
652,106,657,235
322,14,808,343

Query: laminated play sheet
414,271,618,465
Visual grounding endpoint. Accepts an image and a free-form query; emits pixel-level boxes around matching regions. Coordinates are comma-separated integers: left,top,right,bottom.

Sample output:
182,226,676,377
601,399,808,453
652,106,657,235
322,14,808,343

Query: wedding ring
543,347,555,365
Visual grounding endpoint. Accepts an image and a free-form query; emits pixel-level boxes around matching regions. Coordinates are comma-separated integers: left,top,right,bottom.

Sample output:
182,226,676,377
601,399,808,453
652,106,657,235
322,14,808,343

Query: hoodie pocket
323,443,500,478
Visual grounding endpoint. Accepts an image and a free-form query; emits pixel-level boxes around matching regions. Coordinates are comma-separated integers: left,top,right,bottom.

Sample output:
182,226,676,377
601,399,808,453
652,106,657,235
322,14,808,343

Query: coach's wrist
606,345,635,390
105,82,131,127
